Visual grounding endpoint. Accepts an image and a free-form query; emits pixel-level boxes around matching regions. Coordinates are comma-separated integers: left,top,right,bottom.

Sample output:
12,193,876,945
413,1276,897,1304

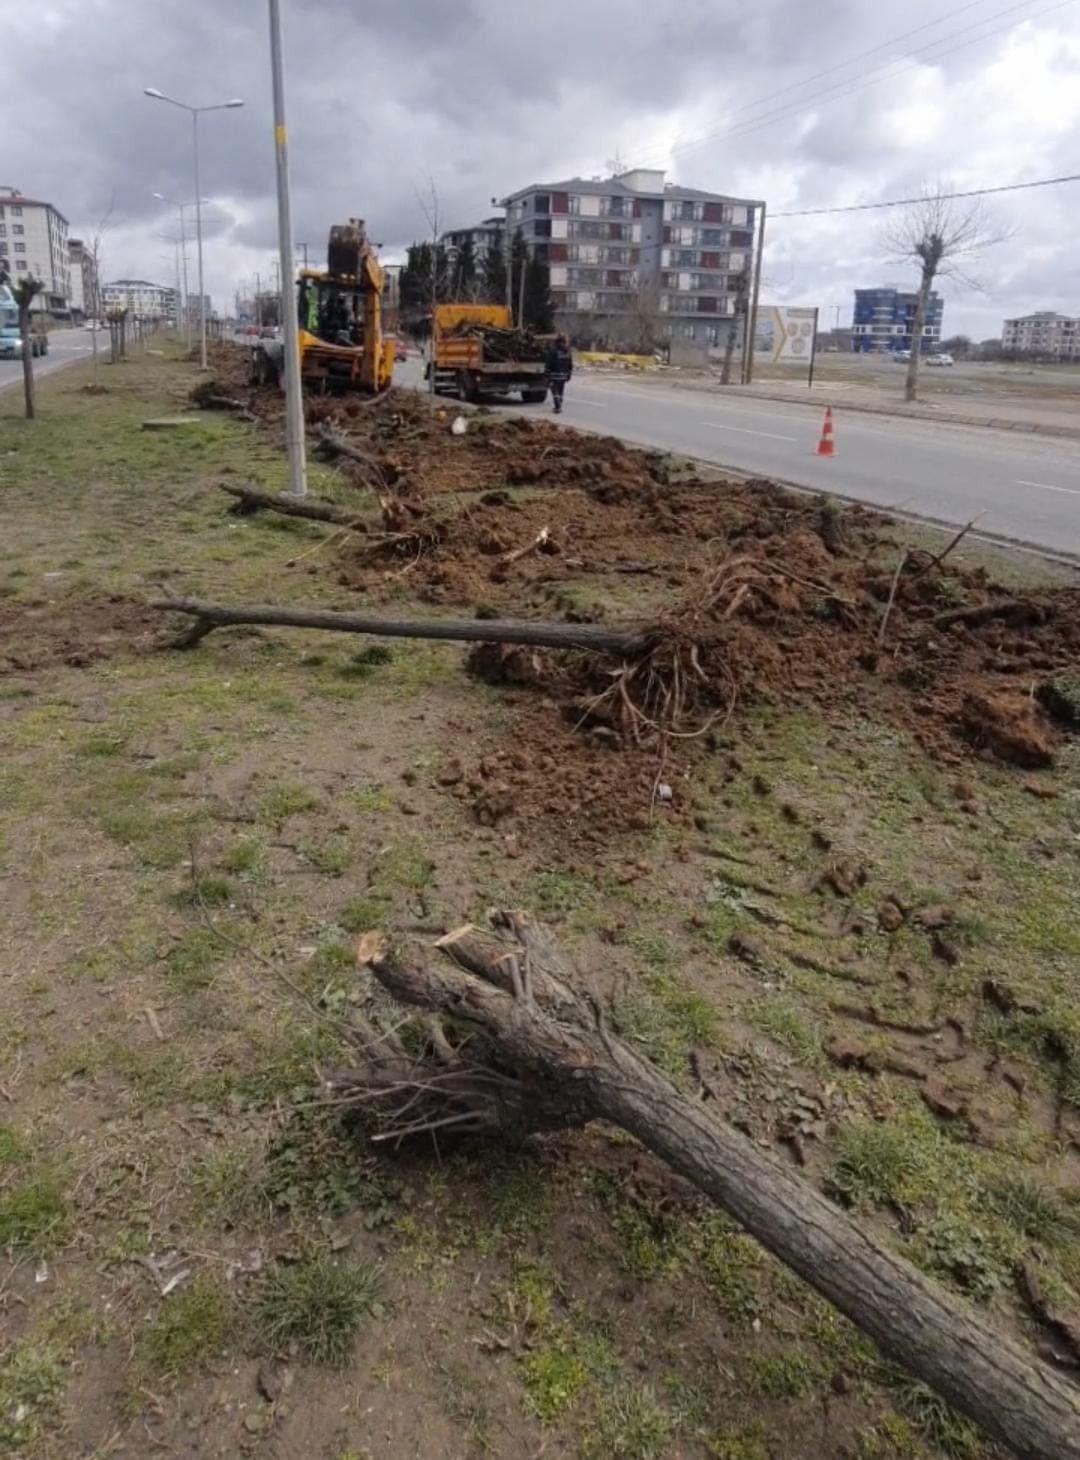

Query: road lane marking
707,421,797,442
1016,479,1080,497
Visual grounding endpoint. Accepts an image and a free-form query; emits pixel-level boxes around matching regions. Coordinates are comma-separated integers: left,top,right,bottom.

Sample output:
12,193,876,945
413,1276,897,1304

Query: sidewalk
595,367,1080,441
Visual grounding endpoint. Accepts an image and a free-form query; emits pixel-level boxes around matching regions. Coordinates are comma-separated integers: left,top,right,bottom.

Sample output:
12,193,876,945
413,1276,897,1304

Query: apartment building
67,238,100,321
440,217,504,262
851,286,943,353
101,279,178,319
1002,311,1080,360
0,187,70,313
499,168,761,344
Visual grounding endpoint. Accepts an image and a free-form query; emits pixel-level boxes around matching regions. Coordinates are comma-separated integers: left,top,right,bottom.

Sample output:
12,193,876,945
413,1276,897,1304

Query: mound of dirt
0,596,162,674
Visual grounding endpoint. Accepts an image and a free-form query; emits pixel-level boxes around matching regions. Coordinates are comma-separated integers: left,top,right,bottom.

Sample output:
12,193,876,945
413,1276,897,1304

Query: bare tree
885,191,1004,403
85,198,116,373
626,280,662,355
415,176,442,403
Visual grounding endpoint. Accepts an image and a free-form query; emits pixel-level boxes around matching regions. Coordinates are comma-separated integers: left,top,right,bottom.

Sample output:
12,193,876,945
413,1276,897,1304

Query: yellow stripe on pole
274,124,287,145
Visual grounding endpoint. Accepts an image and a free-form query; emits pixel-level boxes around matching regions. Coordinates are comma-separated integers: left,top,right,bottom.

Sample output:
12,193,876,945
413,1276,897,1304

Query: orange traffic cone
815,406,835,457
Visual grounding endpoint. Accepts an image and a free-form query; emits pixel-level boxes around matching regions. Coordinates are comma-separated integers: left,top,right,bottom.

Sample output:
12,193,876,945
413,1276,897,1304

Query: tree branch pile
331,911,1080,1460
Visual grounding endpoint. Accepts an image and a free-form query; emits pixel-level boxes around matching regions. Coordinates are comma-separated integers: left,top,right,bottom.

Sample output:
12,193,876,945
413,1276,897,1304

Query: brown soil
192,349,1080,846
0,594,161,673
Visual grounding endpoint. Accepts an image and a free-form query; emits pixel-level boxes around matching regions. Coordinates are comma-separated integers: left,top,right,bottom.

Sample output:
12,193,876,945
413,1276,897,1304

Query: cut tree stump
332,912,1080,1460
148,594,651,656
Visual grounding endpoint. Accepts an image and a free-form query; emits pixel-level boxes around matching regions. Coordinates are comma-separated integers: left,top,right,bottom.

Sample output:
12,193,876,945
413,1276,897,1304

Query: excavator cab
252,217,393,394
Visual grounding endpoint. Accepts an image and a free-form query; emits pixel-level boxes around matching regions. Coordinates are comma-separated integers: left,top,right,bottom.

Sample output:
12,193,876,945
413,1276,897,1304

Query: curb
663,382,1080,442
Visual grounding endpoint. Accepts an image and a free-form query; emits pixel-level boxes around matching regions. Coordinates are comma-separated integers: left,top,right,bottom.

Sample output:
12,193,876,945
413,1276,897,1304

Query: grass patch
749,996,825,1070
163,925,228,993
259,781,320,822
0,1173,69,1253
250,1255,378,1365
0,1342,63,1452
344,783,394,814
520,1344,589,1423
135,1274,231,1381
337,644,394,681
745,1349,820,1400
339,893,392,933
828,1115,945,1210
0,1125,27,1167
374,839,435,892
300,835,354,877
218,836,269,880
170,872,233,908
189,1141,268,1229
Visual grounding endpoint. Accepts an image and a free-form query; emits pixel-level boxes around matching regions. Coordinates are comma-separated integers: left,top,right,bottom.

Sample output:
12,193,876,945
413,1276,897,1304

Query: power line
633,0,1071,165
773,171,1080,218
635,0,997,164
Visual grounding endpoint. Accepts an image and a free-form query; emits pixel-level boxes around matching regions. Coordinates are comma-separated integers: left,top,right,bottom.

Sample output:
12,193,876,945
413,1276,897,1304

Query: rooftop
0,189,69,224
502,169,761,208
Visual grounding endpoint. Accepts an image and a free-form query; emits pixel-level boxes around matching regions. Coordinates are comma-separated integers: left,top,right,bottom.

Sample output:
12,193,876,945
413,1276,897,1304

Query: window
13,224,24,235
0,205,4,218
12,207,22,216
606,196,624,216
0,225,5,237
675,249,695,267
567,196,581,215
701,228,724,247
533,194,550,214
16,260,27,270
14,242,25,252
679,200,695,220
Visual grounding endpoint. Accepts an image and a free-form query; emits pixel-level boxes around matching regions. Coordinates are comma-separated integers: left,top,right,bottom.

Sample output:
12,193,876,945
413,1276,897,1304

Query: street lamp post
143,87,244,369
267,0,307,498
152,192,206,347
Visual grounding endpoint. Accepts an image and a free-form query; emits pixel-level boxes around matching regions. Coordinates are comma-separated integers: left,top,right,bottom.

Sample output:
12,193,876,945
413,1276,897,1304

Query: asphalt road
0,326,99,394
396,355,1080,558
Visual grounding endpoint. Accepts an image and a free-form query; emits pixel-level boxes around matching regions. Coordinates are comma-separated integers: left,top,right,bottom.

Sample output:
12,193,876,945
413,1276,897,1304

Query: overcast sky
4,0,1078,336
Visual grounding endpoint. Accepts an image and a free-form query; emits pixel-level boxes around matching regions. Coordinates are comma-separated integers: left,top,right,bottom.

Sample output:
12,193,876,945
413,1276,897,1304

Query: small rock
931,931,960,966
751,774,771,797
728,931,765,964
922,1074,966,1120
825,1034,879,1071
818,857,867,897
915,904,954,930
952,778,977,802
877,899,904,933
437,759,464,786
256,1363,286,1403
1022,777,1059,800
655,782,674,803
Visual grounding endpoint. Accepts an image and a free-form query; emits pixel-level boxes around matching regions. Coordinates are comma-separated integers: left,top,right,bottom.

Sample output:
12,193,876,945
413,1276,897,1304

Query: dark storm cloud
2,0,1077,329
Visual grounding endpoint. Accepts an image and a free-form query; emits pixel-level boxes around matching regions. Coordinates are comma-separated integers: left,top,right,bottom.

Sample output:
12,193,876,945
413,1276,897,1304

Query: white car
926,353,954,366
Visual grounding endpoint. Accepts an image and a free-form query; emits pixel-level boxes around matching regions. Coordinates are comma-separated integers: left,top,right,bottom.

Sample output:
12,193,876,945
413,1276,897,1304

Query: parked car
892,349,911,361
0,327,24,360
926,353,954,367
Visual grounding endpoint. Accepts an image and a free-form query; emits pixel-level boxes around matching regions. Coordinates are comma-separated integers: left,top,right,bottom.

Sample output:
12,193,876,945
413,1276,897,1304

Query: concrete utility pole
742,200,767,386
267,0,307,498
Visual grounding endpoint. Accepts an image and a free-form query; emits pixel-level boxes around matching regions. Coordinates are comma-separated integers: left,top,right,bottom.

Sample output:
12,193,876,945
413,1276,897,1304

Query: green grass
0,1173,69,1253
339,893,392,933
250,1255,379,1366
749,996,826,1069
745,1350,820,1401
0,1342,63,1452
163,925,229,993
0,1125,27,1167
259,781,321,822
135,1275,232,1381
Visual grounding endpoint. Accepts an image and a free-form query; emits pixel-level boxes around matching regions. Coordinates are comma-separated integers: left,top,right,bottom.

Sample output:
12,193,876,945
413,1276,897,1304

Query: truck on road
428,304,548,404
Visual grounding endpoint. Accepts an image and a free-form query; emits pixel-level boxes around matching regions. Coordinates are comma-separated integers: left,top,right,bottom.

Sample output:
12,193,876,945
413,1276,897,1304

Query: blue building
851,286,943,354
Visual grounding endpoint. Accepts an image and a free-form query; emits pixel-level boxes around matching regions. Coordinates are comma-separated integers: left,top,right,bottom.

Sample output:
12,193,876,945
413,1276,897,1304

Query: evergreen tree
481,238,507,305
509,230,528,324
455,236,477,300
523,255,555,333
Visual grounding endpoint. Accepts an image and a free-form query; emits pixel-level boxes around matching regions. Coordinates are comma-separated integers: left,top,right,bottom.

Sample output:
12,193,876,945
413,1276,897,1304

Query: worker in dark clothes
545,334,573,413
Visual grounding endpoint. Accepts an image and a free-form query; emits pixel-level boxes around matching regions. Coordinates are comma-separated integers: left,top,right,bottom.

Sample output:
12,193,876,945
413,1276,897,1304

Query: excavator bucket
327,220,366,277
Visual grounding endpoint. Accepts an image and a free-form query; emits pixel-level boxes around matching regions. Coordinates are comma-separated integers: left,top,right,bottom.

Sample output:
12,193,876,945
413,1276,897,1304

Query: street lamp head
144,87,167,100
223,98,244,108
152,192,167,201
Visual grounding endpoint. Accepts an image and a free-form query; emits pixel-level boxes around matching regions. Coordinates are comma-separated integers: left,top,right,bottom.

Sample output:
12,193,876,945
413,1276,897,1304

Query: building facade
440,217,504,262
101,279,177,319
0,188,70,313
851,287,943,353
1001,311,1080,360
499,169,761,346
67,238,99,321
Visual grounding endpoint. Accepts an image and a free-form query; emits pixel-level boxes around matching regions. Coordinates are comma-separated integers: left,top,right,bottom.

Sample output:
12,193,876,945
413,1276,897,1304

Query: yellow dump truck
429,304,548,404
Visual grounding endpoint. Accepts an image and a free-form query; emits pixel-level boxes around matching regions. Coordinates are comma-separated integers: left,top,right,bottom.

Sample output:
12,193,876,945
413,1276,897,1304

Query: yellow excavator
249,219,394,394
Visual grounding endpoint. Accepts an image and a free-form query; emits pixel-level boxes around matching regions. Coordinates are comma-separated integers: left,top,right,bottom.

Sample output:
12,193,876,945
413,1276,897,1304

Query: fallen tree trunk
149,594,651,655
339,914,1080,1460
218,483,368,529
935,598,1052,631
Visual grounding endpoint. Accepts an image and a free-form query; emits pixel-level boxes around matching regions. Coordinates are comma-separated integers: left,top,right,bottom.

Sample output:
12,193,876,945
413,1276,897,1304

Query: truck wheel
456,372,477,403
521,388,547,404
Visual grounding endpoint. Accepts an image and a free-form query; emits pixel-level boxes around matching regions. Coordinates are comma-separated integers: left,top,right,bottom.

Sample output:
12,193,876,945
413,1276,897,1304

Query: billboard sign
754,305,818,365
